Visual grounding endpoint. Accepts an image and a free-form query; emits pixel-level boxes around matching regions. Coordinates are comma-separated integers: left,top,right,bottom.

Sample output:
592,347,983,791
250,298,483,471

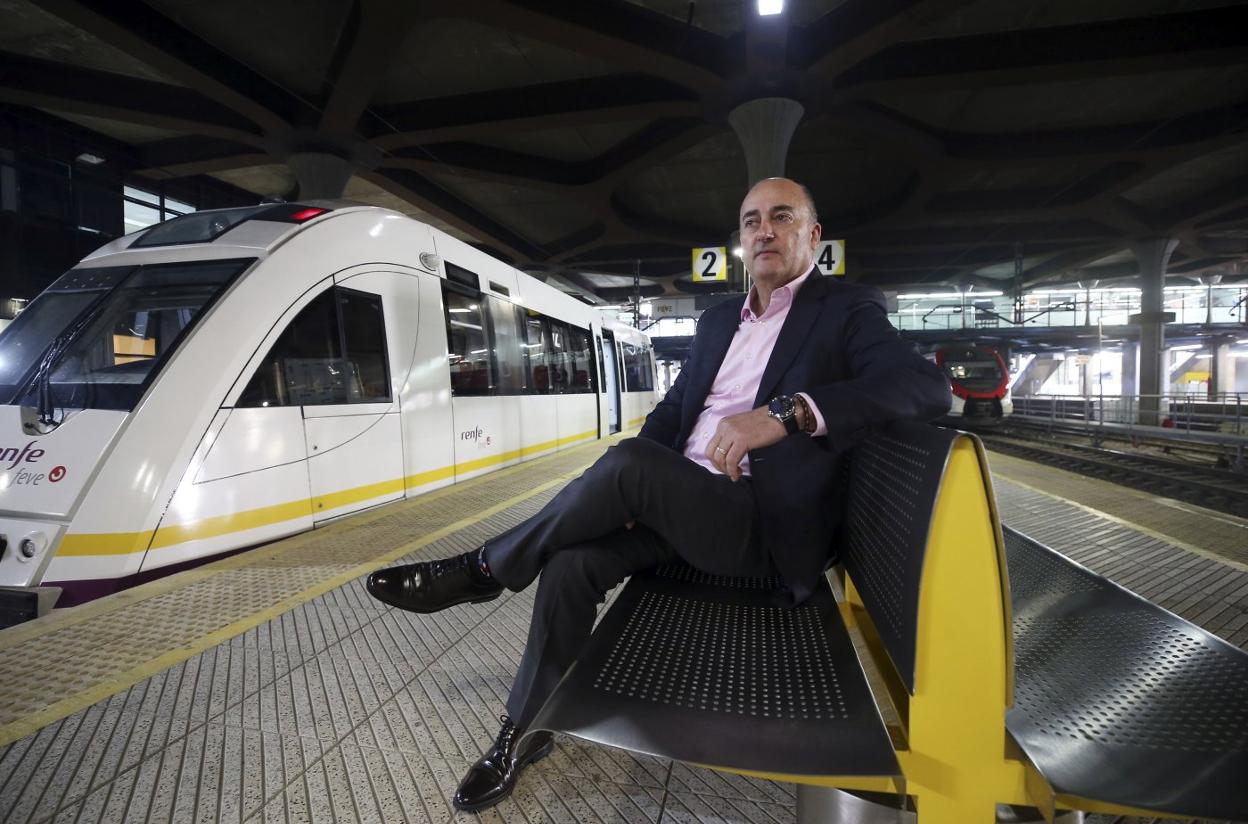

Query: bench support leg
796,785,905,823
915,794,997,824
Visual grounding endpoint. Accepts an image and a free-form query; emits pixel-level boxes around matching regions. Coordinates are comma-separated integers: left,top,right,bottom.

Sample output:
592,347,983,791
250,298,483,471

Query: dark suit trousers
484,437,775,726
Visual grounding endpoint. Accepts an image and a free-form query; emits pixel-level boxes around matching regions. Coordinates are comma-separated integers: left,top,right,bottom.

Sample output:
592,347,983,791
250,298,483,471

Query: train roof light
289,207,328,222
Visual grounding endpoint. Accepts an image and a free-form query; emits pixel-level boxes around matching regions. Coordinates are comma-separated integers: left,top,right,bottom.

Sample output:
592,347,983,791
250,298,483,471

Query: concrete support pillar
728,98,805,186
1130,238,1179,424
1122,341,1139,397
1212,336,1236,400
1081,354,1096,397
287,152,354,200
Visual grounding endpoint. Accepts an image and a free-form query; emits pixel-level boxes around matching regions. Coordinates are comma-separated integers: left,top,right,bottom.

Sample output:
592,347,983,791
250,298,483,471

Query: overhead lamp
757,0,783,14
75,152,105,166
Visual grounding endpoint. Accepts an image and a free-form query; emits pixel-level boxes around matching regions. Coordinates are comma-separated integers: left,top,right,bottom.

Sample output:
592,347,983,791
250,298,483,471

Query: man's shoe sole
451,738,556,813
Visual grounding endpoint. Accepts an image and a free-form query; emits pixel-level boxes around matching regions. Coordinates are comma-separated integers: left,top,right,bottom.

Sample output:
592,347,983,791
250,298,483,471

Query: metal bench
522,421,1248,822
1005,528,1248,821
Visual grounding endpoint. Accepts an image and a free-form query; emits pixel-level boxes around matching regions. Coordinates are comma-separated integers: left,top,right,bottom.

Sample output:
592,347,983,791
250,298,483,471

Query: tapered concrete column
287,152,354,199
728,98,805,186
1130,238,1179,425
1121,341,1139,397
1212,335,1236,400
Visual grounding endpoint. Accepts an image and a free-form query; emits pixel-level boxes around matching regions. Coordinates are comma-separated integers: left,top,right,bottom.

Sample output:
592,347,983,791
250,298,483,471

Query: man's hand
706,406,787,481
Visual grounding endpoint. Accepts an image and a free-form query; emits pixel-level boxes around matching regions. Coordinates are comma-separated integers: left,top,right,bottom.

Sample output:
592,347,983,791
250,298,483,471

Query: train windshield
3,258,254,412
0,266,136,404
943,359,1003,391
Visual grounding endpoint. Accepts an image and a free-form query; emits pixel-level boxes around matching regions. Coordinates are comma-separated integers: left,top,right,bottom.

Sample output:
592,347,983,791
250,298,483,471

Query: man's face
739,179,821,288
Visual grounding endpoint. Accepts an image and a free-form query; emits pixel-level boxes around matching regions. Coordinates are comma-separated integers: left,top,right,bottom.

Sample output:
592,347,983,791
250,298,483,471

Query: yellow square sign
816,240,845,275
692,247,727,282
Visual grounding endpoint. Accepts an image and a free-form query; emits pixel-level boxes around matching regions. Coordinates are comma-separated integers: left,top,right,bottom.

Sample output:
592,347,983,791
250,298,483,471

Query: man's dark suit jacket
638,270,952,605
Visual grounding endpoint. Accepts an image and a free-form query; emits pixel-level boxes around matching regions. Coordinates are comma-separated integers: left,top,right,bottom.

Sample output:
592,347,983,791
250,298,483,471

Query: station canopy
2,0,1247,302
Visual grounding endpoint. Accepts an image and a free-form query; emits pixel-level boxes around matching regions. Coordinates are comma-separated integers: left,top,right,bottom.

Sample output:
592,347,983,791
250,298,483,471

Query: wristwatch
767,394,800,435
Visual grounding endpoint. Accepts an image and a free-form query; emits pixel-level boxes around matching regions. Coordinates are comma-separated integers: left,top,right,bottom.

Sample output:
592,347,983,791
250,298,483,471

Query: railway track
979,432,1248,519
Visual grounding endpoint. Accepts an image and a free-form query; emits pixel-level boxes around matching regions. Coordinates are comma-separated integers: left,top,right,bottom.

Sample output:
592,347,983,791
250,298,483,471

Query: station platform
0,433,1243,824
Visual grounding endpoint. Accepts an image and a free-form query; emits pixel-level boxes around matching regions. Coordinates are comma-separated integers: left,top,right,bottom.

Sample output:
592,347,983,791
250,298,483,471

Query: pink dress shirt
682,266,827,476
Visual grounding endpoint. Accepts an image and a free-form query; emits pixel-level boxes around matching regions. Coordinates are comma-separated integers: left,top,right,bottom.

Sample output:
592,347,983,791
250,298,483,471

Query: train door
600,329,621,434
303,273,405,523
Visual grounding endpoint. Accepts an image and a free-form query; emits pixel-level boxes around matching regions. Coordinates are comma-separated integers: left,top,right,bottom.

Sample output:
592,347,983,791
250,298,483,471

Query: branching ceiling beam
800,0,978,77
1023,247,1120,287
942,99,1248,160
369,74,699,149
364,167,546,262
442,0,729,93
135,137,272,178
1165,172,1248,232
319,0,424,135
30,0,311,132
0,50,263,146
838,6,1248,93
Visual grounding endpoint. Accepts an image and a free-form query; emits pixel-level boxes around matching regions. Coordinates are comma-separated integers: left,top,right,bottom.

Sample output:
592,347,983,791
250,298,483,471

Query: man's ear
810,221,822,248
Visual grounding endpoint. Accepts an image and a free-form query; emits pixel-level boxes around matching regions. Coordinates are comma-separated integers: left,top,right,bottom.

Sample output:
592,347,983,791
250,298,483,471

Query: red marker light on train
289,207,328,222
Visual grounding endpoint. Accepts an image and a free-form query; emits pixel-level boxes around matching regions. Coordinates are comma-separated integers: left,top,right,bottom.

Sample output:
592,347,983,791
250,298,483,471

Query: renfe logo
1,441,45,471
460,426,493,447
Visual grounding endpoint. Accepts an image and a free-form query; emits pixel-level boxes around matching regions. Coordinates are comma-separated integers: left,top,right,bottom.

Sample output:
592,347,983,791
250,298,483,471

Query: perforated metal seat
525,424,964,780
1005,528,1248,821
527,563,900,777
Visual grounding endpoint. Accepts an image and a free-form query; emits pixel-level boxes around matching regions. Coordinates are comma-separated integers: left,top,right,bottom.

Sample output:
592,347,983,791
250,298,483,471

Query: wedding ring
715,447,727,455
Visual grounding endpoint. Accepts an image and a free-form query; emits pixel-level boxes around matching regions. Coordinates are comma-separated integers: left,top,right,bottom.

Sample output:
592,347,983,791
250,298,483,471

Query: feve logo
49,466,67,483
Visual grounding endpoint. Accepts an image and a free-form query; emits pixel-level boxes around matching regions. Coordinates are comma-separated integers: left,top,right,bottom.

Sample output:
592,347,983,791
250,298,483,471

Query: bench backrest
840,422,957,693
839,421,1014,757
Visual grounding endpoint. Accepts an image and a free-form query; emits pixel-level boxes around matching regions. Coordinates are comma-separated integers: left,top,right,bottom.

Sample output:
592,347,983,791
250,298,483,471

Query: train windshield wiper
29,315,92,428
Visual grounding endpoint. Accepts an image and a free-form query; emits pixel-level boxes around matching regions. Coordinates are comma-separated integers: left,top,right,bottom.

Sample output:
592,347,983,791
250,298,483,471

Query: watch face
769,395,795,420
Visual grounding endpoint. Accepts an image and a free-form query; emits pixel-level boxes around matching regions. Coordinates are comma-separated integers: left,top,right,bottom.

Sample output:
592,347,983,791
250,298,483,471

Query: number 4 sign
815,240,845,276
691,247,727,282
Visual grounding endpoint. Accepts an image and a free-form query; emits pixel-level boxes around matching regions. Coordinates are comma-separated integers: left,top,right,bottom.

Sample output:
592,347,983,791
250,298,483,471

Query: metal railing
1013,393,1245,433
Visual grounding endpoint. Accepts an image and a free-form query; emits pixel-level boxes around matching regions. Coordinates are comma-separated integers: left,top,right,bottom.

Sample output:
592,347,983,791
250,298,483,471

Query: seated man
367,177,952,812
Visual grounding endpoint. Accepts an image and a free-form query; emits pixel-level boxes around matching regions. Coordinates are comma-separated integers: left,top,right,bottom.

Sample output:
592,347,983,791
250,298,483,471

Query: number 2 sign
691,247,727,282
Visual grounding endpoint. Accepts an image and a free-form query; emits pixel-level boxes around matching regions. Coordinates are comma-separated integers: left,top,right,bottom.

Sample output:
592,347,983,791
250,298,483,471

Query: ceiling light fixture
757,0,783,15
75,152,105,165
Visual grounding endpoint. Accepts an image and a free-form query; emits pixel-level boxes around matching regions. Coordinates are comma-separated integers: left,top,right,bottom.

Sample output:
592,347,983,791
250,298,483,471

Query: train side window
486,296,525,394
238,289,347,407
522,313,553,394
567,326,595,394
444,286,491,396
338,288,391,403
237,287,392,407
549,321,571,394
622,342,637,391
622,342,654,392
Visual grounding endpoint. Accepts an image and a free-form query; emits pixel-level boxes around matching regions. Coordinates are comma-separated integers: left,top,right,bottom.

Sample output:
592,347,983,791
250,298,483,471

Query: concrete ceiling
2,0,1248,299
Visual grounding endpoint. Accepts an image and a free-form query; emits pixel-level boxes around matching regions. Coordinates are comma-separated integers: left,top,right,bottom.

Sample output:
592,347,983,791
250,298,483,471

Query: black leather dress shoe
453,715,554,812
366,551,502,613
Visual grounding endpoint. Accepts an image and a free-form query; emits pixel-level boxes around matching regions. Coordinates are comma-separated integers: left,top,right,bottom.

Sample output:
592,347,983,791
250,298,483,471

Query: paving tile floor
1,447,1243,823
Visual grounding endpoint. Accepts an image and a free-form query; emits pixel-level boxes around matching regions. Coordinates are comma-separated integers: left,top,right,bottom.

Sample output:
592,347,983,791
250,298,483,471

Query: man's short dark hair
798,183,819,225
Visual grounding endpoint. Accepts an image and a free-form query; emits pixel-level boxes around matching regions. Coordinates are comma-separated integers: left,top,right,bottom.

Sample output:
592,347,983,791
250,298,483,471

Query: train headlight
17,532,45,562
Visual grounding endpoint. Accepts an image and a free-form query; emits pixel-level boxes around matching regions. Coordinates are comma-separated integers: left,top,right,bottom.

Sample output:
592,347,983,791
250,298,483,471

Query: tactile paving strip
0,439,617,732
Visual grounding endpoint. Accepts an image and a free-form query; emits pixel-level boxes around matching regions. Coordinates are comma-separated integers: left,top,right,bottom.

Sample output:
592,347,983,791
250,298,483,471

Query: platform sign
815,239,846,276
691,247,727,282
